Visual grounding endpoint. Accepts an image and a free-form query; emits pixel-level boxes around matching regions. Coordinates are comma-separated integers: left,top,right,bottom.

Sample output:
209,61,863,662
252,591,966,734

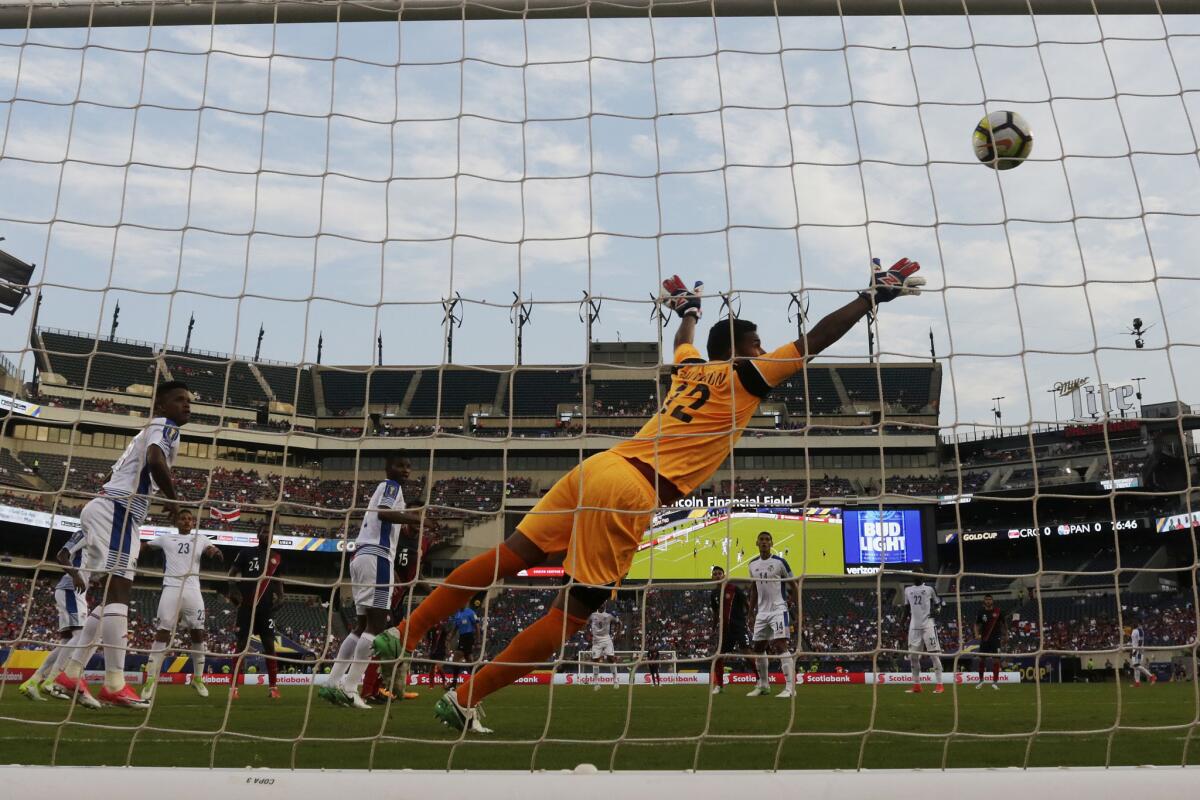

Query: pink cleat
55,673,101,709
269,687,281,701
98,685,150,708
905,685,923,694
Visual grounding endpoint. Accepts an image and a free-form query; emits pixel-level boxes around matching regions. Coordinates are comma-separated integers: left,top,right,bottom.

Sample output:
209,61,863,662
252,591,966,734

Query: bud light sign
843,509,923,566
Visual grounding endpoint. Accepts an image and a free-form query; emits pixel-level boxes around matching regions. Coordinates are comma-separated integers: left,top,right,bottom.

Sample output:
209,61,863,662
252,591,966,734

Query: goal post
1,0,1196,28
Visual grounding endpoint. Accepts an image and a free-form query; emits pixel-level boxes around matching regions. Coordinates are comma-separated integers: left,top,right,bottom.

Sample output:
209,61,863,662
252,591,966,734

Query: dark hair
757,530,773,540
385,452,409,468
154,380,190,403
984,594,993,599
706,317,757,360
711,565,725,575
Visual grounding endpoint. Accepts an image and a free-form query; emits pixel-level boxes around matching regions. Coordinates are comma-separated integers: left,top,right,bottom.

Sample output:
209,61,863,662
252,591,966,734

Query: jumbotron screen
841,508,925,574
626,505,927,579
626,506,846,580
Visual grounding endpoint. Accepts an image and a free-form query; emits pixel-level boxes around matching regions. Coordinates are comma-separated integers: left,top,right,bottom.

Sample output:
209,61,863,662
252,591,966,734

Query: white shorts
54,586,88,631
1131,651,1145,668
156,583,206,631
351,554,392,613
80,497,141,582
752,609,791,642
592,636,615,659
908,623,941,653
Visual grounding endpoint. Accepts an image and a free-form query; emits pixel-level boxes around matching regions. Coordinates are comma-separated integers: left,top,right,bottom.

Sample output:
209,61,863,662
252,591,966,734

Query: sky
1,10,1199,432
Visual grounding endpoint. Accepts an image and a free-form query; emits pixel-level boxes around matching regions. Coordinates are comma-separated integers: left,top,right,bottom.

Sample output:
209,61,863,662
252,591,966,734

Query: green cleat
434,690,493,734
18,678,46,702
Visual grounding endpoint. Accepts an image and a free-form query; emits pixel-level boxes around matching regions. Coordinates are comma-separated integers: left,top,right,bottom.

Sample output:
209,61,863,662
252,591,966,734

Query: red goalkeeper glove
861,258,925,304
661,275,704,320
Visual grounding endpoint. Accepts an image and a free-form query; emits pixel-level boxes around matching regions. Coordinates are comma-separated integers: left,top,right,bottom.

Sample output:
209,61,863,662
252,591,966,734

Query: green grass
3,682,1198,770
627,517,844,580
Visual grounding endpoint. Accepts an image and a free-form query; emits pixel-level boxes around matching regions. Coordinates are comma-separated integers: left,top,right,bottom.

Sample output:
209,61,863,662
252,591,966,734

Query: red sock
266,656,278,687
456,607,586,708
396,544,527,652
362,661,381,697
992,661,1000,683
712,658,724,686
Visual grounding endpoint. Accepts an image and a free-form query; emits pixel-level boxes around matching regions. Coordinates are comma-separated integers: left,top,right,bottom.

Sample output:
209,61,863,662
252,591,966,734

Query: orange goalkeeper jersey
610,341,805,496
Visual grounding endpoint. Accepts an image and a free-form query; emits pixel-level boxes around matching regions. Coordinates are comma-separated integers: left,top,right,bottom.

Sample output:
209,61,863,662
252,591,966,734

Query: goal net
0,0,1198,790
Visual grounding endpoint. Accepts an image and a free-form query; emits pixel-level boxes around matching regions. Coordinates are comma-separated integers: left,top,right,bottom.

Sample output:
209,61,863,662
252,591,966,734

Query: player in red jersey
709,565,750,694
227,526,284,700
974,594,1006,690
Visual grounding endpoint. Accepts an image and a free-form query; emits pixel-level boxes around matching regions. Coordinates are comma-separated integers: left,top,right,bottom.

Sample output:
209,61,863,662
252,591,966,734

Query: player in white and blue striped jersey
747,531,798,699
18,529,100,706
57,381,191,708
323,453,430,709
1130,620,1155,687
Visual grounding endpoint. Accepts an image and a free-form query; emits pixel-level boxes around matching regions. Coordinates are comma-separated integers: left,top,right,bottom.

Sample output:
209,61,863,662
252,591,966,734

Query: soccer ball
973,111,1032,170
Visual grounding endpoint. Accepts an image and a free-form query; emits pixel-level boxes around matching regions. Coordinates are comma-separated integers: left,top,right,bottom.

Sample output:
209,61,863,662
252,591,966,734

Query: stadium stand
38,330,161,391
508,369,582,416
407,369,501,417
256,363,317,416
590,380,660,417
772,368,842,415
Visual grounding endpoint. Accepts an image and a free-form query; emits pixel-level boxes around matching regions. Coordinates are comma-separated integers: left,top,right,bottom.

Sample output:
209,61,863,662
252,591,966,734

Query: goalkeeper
376,259,925,733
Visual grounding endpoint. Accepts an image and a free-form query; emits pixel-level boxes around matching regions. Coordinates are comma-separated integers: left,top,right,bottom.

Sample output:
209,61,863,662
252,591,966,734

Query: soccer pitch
2,683,1197,770
627,516,845,580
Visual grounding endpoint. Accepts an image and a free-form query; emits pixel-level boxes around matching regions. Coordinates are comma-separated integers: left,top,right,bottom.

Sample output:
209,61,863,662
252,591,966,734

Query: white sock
328,633,359,688
146,640,167,684
756,655,769,688
610,661,618,680
101,603,129,692
910,655,921,684
31,645,64,682
192,644,206,680
931,654,943,683
782,655,796,690
49,633,81,677
65,611,102,680
343,632,376,693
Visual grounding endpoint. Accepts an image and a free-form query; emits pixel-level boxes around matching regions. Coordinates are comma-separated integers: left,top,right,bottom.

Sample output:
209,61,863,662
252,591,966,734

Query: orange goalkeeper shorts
516,451,658,587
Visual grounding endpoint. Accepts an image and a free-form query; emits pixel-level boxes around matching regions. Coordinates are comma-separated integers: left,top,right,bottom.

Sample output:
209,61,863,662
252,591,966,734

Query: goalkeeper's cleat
746,685,771,697
42,679,69,700
434,690,493,735
192,677,210,698
776,688,795,699
18,678,46,702
933,685,945,694
269,687,281,701
99,685,150,708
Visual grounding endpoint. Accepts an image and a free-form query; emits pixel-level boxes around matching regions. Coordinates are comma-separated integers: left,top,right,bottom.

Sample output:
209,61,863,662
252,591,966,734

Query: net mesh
0,0,1198,773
